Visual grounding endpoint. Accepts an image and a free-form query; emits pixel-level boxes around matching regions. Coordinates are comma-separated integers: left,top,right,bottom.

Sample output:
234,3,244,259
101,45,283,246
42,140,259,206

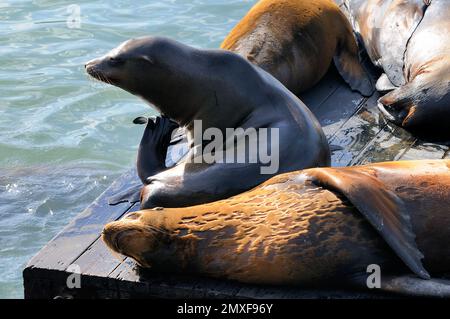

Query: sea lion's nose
102,222,123,251
84,58,101,70
102,224,115,246
84,61,93,72
84,60,92,69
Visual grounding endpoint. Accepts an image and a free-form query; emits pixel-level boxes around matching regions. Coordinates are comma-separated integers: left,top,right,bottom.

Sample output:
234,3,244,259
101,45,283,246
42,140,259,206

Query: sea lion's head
102,209,178,269
377,72,450,142
85,36,199,123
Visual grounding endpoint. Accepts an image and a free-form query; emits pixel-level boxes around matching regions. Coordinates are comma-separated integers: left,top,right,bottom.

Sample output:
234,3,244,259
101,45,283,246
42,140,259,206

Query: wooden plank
300,64,367,139
400,141,449,161
106,259,395,299
235,286,395,299
108,259,243,299
351,124,416,166
300,66,342,110
329,94,386,166
109,258,141,281
316,85,366,138
24,169,139,272
70,204,141,277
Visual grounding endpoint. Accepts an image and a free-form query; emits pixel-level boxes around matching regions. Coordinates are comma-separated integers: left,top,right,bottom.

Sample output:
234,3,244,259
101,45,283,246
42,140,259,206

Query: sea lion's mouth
377,100,398,122
85,66,119,85
377,98,414,127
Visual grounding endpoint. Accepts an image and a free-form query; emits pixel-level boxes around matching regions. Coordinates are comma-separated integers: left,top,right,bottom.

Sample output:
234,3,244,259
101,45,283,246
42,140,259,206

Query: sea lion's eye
108,57,124,66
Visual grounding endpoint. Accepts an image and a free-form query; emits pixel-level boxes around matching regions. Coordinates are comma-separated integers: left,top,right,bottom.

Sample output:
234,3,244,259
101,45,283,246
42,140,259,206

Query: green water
0,0,256,299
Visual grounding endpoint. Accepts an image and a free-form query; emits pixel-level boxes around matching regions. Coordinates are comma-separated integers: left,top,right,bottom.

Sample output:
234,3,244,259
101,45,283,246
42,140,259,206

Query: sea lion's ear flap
306,167,430,280
333,45,375,97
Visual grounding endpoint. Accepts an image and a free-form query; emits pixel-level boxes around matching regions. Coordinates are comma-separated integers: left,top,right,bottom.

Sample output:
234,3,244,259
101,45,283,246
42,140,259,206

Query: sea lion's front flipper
378,0,429,87
108,182,142,206
137,116,179,183
307,167,430,280
333,36,375,97
381,275,450,298
376,73,397,92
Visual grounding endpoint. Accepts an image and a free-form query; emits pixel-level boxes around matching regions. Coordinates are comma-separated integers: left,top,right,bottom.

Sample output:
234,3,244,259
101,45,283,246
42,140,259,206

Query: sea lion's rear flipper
307,167,430,280
108,182,142,206
333,35,375,97
381,275,450,298
376,73,397,92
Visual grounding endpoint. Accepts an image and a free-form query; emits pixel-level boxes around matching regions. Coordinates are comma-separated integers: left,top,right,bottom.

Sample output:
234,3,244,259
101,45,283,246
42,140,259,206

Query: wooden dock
22,1,449,299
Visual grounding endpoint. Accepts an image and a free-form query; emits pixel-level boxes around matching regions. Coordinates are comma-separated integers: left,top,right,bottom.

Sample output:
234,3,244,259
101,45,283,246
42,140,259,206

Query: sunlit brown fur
221,0,373,95
103,160,450,286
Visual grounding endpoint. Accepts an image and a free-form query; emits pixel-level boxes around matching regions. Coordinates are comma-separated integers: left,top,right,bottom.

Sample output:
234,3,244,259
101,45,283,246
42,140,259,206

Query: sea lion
103,160,450,297
221,0,374,96
85,36,331,209
345,0,450,141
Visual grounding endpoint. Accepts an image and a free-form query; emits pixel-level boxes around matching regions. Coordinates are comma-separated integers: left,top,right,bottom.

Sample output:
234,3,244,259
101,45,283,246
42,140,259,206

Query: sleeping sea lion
345,0,450,142
102,160,450,297
221,0,374,96
85,36,331,209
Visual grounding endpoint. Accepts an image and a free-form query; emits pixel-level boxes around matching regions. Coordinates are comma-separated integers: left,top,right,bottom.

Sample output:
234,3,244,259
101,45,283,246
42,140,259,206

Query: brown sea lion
345,0,450,141
103,160,450,297
85,36,330,209
221,0,374,96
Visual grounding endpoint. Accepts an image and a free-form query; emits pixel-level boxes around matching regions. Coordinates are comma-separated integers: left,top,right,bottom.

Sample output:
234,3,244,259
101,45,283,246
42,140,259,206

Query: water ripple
0,0,257,299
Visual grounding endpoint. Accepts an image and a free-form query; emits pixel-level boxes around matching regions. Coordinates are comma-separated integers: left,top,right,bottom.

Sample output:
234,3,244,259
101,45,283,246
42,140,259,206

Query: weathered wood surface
23,1,449,299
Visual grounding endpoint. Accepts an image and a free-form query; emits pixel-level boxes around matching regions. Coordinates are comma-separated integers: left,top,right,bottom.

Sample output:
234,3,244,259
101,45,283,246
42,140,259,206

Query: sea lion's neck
142,50,267,134
139,90,199,127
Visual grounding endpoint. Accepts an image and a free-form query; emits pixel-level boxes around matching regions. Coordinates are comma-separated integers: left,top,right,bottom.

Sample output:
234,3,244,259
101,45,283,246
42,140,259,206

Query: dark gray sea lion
221,0,374,96
345,0,450,141
85,37,331,209
103,160,450,297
